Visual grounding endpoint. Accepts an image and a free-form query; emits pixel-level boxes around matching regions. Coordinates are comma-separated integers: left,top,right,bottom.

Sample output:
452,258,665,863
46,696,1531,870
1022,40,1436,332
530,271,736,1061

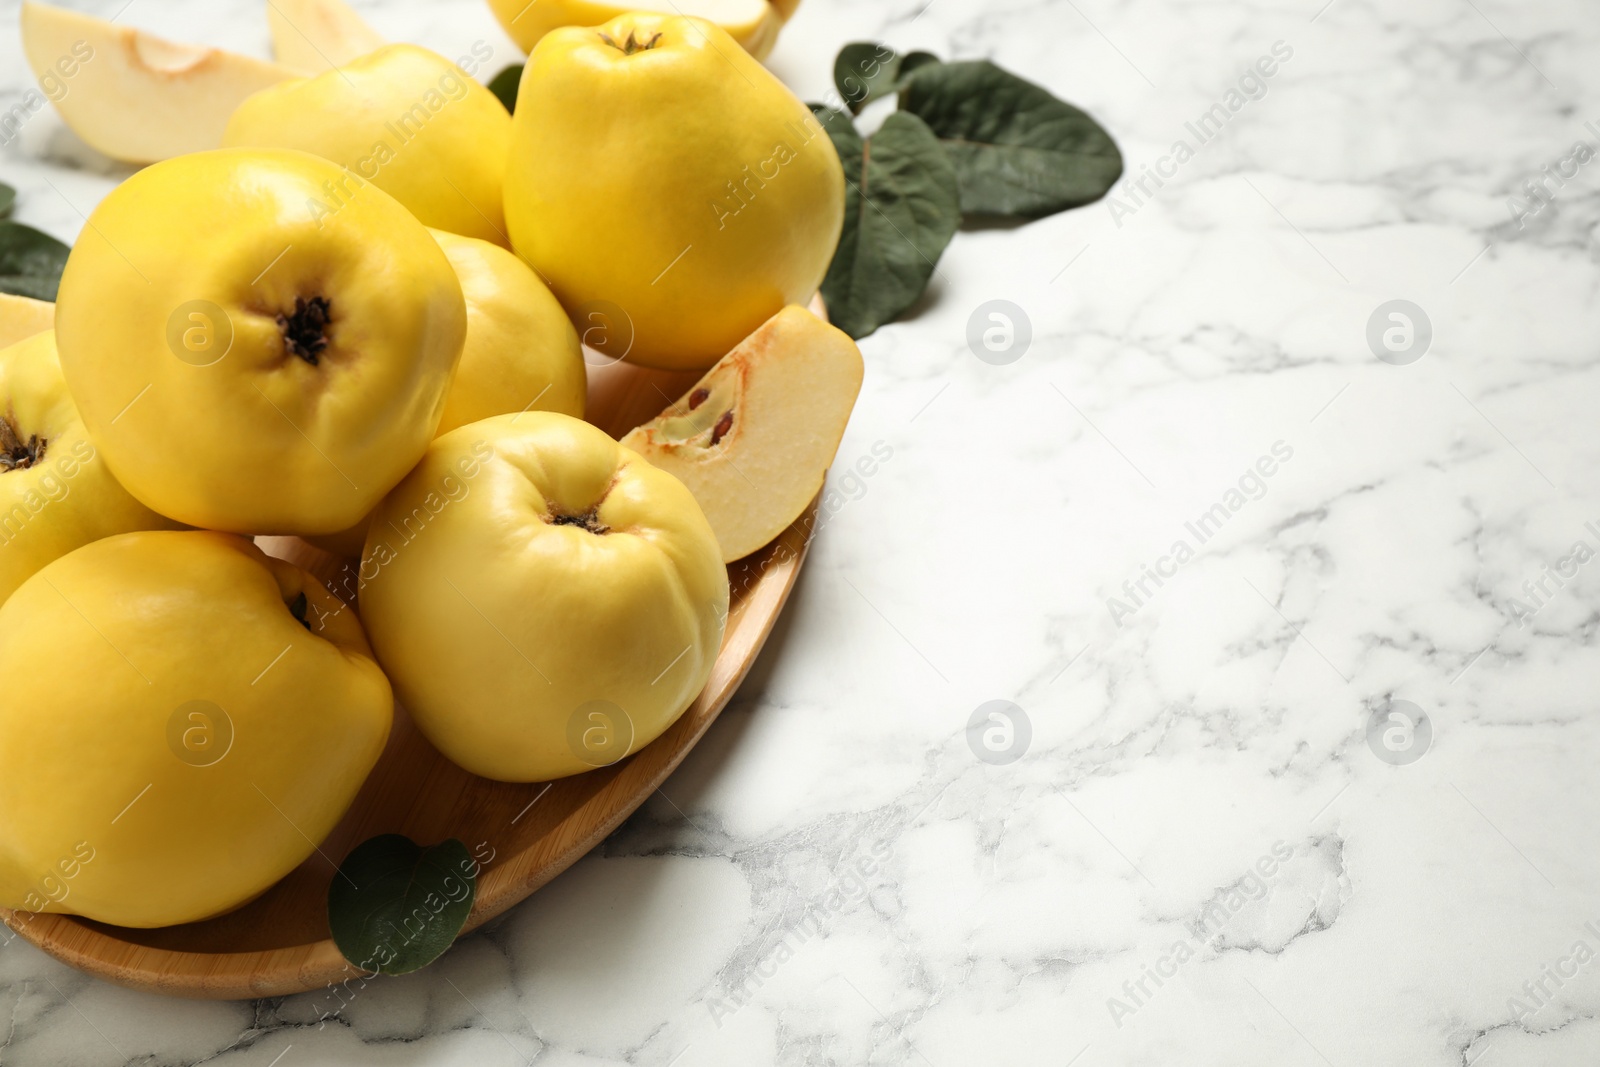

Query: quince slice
0,294,53,349
621,305,863,563
267,0,386,73
19,1,297,163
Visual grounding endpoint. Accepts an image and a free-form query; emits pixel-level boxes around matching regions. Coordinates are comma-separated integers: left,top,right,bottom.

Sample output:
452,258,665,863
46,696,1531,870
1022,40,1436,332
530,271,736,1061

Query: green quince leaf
810,105,960,340
328,834,478,976
0,221,70,301
899,60,1122,218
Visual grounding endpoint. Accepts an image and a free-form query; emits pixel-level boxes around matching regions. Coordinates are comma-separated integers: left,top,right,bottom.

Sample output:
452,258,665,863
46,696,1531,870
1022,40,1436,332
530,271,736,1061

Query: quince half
19,0,297,163
621,305,862,562
267,0,386,73
0,294,53,350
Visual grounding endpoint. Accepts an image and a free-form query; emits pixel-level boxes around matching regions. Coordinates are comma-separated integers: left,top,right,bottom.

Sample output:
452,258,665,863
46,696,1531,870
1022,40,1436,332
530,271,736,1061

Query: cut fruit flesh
0,294,54,349
19,1,298,164
267,0,386,73
621,305,863,563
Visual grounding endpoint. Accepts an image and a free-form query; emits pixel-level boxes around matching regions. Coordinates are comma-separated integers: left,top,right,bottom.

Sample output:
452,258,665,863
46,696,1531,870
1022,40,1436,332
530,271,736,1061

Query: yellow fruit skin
504,15,844,371
768,0,801,21
0,332,184,606
358,412,728,782
224,44,513,245
305,229,587,558
432,230,586,435
486,0,782,60
55,148,467,536
0,531,392,928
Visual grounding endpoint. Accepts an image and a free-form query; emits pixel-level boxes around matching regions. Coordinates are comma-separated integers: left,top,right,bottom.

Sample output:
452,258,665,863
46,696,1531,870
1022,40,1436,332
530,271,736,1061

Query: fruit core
287,591,312,632
277,296,333,366
656,375,737,449
550,506,610,535
599,30,664,55
0,416,45,472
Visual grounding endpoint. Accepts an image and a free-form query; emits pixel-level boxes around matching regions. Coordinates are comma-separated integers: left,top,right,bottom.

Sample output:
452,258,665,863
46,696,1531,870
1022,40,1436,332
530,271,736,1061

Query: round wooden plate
0,308,826,999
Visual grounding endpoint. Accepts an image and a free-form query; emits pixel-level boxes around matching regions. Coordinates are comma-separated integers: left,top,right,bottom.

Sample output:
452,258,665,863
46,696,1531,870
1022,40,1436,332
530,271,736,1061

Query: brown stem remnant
278,296,333,366
550,507,610,535
0,416,44,473
599,30,664,55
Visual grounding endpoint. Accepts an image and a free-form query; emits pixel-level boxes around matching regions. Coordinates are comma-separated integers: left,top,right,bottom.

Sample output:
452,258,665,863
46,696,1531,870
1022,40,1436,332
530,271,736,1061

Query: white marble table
4,0,1599,1063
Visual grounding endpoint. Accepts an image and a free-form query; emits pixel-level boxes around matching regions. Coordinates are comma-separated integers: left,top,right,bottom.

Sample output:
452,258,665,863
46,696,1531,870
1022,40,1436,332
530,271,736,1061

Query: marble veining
3,0,1600,1063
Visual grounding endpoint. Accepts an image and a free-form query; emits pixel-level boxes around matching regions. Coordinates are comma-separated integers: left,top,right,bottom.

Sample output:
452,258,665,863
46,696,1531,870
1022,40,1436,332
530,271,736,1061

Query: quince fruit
358,412,728,782
0,332,183,605
224,44,513,245
19,0,297,164
0,293,53,349
621,306,862,561
503,14,844,371
55,148,466,536
0,530,392,928
433,229,586,435
486,0,782,61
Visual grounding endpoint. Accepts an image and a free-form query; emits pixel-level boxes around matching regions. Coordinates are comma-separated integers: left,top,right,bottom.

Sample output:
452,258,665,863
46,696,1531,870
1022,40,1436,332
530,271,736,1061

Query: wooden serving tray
0,329,822,999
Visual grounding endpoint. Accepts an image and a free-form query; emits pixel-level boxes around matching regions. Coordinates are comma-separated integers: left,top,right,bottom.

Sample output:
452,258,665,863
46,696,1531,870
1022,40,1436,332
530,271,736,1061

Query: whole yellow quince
0,332,183,606
504,14,844,371
0,530,392,928
358,412,728,782
432,229,586,435
306,228,587,558
224,44,513,245
486,0,783,61
55,148,467,536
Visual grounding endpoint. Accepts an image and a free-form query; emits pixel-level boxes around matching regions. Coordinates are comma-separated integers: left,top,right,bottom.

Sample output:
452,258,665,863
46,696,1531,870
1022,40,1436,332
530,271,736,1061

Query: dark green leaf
899,60,1122,218
832,42,940,114
810,105,960,340
328,834,478,976
0,221,70,301
488,64,523,114
0,183,14,220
